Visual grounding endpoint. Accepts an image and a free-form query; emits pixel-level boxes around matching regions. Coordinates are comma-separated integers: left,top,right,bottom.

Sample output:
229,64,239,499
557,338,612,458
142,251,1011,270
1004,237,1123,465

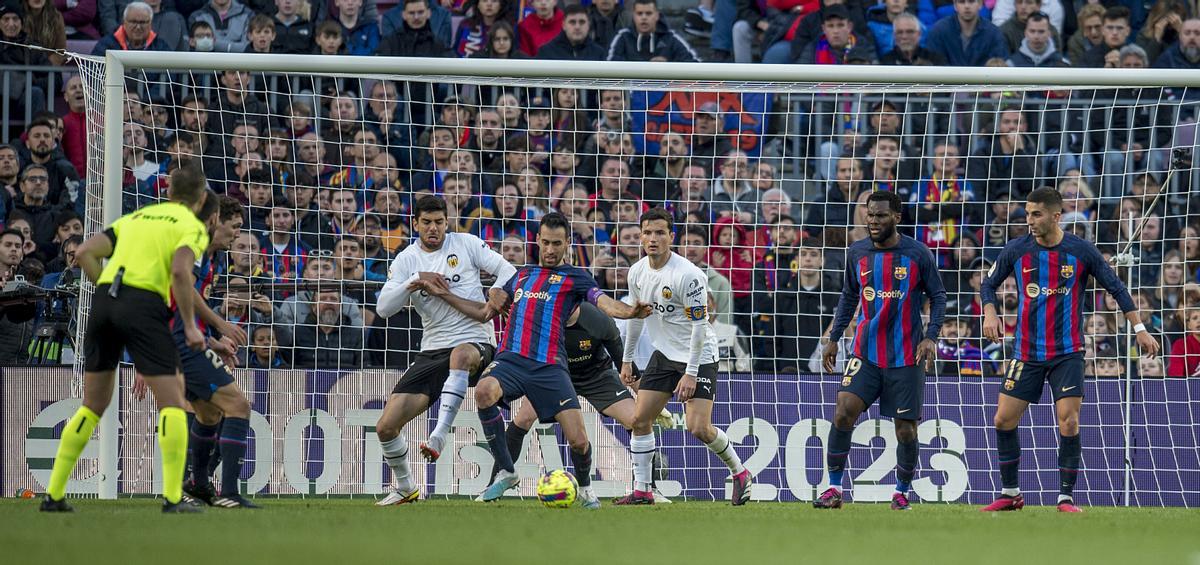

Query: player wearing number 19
40,166,211,513
979,187,1159,513
819,191,947,511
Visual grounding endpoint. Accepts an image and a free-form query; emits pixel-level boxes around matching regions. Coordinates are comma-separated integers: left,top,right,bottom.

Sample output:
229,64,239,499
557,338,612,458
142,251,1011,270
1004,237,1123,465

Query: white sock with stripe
706,428,746,475
630,433,656,492
381,435,414,493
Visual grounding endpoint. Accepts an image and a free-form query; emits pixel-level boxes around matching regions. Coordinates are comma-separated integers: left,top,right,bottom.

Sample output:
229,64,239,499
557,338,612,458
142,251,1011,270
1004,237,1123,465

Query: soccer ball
536,469,578,508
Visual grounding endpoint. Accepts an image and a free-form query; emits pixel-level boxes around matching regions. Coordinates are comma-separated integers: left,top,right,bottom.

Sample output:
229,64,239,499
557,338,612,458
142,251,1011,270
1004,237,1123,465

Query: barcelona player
979,187,1159,512
819,190,947,511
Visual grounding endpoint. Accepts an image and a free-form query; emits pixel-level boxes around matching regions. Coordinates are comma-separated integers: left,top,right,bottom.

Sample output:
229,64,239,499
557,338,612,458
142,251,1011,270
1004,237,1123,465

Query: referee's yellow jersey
96,201,210,305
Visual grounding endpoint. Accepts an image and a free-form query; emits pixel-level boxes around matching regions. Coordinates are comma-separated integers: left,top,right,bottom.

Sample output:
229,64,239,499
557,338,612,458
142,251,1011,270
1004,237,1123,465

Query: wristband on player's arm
1134,323,1147,333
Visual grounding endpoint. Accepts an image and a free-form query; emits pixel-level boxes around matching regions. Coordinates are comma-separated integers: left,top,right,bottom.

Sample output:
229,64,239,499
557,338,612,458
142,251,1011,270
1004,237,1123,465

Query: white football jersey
378,232,514,351
626,252,718,365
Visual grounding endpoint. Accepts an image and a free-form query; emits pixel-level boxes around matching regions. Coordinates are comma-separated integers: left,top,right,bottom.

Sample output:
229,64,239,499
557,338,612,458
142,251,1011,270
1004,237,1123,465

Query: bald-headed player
41,166,211,513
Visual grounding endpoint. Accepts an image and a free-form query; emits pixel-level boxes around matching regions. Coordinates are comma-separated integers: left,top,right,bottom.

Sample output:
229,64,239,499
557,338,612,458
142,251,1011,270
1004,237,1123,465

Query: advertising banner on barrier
2,367,1197,506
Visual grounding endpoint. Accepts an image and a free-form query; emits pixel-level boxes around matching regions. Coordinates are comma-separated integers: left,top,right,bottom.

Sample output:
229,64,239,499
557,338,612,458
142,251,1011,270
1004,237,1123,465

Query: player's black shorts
83,285,178,376
391,343,495,397
485,351,580,424
174,331,235,402
839,356,925,420
639,351,719,401
572,366,631,413
1001,352,1085,404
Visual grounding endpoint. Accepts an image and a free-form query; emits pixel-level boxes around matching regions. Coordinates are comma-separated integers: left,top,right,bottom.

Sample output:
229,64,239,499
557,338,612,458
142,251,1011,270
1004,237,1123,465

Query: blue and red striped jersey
830,235,947,369
981,233,1136,362
499,264,604,367
170,253,215,337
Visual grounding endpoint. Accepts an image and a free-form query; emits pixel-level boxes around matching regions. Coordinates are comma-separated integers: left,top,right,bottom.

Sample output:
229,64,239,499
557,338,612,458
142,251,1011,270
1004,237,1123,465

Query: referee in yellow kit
41,166,211,513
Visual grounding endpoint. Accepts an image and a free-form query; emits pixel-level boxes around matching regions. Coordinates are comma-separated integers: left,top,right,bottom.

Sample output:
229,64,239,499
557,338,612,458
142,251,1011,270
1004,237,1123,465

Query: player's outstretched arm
595,293,651,320
422,278,498,323
75,231,114,283
171,247,204,351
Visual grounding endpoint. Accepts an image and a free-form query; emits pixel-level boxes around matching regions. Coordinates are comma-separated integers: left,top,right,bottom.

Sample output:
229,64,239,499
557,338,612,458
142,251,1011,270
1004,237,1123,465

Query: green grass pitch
2,498,1197,565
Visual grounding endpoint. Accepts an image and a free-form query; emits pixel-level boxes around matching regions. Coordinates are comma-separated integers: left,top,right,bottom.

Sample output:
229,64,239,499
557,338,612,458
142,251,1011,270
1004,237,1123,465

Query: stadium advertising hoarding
2,367,1196,506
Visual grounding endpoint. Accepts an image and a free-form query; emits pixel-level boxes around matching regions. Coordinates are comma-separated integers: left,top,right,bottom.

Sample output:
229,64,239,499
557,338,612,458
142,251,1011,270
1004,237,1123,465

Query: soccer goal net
15,52,1198,506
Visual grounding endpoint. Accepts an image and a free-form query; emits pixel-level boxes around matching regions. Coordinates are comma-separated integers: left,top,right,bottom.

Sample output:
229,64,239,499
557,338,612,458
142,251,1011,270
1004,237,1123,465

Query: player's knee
449,345,476,370
1057,414,1079,436
375,415,400,441
218,389,251,419
195,406,221,426
565,433,589,453
82,398,110,418
832,409,857,431
474,381,499,408
895,422,918,443
993,412,1017,430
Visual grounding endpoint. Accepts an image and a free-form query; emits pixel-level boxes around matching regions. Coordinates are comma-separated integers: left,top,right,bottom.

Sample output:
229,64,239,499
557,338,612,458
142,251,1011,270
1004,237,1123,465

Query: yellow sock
158,407,188,504
47,406,100,501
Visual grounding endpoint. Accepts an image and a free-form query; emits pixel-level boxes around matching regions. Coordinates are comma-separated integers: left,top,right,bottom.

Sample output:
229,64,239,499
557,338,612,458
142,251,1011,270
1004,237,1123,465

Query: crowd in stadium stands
0,0,1199,378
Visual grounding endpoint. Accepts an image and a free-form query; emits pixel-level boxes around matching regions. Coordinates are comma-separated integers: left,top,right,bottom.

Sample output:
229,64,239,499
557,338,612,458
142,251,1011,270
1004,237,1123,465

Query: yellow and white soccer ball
536,469,578,508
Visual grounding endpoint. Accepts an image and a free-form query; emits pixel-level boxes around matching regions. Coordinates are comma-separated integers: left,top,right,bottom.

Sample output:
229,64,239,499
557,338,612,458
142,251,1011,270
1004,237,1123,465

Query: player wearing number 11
979,187,1159,513
819,191,947,511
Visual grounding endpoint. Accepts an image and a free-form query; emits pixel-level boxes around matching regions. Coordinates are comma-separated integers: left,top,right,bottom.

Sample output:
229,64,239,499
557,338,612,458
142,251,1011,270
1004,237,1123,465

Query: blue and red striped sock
218,417,250,497
480,405,514,474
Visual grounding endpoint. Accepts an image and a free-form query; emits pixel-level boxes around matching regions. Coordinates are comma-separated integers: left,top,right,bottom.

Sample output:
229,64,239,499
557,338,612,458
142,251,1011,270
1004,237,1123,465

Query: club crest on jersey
447,254,459,268
1060,264,1075,279
662,286,673,300
549,274,563,284
685,305,707,321
894,266,908,280
579,339,592,351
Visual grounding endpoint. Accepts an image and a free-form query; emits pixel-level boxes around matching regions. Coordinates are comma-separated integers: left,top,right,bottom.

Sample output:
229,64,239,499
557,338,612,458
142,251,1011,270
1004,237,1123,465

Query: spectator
710,0,766,63
687,101,732,174
381,0,452,47
678,224,733,325
880,13,946,64
378,0,453,57
926,0,1009,66
187,0,252,52
244,13,276,54
991,0,1063,33
92,2,170,54
0,1,51,114
708,150,757,222
966,106,1038,201
762,0,873,65
537,4,605,60
97,0,132,35
1078,6,1131,68
246,325,288,369
10,164,59,253
911,141,980,265
1155,17,1200,69
20,118,79,206
518,0,562,56
752,226,836,371
1007,11,1067,66
996,0,1060,53
607,0,701,62
805,156,863,236
287,286,365,369
334,0,377,55
586,0,629,48
709,217,755,332
1167,309,1200,377
866,0,918,57
0,229,31,362
1066,3,1104,64
797,4,876,64
56,0,99,39
1135,0,1186,64
312,18,346,55
40,231,80,285
123,122,158,182
23,0,67,65
273,0,314,53
936,310,995,377
0,145,20,213
453,0,508,58
145,0,184,50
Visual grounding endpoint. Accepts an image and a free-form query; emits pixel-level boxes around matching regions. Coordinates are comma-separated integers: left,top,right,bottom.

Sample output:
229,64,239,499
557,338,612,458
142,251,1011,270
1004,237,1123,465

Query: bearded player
979,187,1158,512
817,190,946,511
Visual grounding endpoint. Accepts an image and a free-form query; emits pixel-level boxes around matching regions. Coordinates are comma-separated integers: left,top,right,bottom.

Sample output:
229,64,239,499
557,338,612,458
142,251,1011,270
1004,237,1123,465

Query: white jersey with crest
626,252,718,365
377,232,514,351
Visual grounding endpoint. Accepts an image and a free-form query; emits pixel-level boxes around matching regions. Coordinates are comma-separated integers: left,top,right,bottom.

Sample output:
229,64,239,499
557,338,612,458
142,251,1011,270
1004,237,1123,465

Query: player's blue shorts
484,351,580,424
174,332,235,402
1001,352,1085,404
839,356,925,420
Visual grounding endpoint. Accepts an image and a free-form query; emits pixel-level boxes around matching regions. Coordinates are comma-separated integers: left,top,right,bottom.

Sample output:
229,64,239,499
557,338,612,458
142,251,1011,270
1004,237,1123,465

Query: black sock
895,439,918,492
480,405,514,474
491,424,529,483
996,428,1021,491
1058,433,1081,499
827,426,853,489
189,421,220,489
184,412,197,485
218,417,250,497
570,443,593,488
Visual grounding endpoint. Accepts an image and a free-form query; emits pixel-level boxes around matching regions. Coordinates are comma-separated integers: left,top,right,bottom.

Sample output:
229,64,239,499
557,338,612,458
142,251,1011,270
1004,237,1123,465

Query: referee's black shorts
83,284,179,376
